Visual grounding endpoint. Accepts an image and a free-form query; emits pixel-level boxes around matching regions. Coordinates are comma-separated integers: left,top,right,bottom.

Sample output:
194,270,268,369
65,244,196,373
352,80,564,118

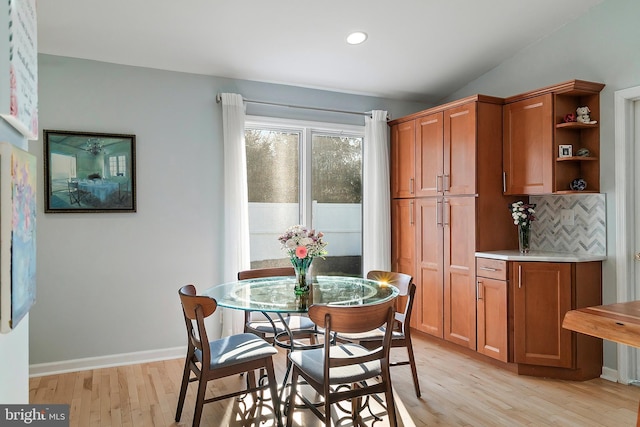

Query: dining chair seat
289,343,381,385
337,327,403,342
194,333,277,369
247,315,316,335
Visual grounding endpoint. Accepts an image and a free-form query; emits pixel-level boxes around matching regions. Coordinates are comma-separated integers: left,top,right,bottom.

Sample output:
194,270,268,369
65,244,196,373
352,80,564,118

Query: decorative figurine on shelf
564,113,576,123
576,106,597,124
576,147,591,157
570,178,587,191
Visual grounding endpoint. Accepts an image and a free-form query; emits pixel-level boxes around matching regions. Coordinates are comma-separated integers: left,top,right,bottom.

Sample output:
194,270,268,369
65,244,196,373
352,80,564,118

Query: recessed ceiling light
346,31,368,45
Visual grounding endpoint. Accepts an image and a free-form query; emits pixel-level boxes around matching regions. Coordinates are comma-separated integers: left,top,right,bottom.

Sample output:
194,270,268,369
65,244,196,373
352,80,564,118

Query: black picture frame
43,130,137,213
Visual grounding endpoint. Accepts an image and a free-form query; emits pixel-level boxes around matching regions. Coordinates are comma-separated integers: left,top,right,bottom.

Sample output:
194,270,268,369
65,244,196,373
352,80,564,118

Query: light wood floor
30,333,640,426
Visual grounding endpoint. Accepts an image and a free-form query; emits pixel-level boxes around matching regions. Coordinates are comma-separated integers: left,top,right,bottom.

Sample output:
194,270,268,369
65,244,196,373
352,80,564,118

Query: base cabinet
512,262,573,367
511,261,603,378
476,258,508,362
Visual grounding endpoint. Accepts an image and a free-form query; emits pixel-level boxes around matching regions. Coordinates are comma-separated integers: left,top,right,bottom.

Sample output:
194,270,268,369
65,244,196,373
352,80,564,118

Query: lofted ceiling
37,0,605,103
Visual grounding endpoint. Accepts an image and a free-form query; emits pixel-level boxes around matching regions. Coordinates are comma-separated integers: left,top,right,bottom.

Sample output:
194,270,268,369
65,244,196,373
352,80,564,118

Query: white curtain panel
362,110,391,274
220,93,250,336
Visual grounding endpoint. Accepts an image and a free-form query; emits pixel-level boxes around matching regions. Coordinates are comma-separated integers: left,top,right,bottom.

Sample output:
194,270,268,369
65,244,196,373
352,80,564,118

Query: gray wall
32,55,428,365
444,0,640,369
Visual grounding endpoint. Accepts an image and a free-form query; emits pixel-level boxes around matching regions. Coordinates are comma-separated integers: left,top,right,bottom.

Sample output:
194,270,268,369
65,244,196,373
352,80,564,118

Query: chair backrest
309,299,396,370
178,284,217,363
238,266,295,280
308,299,395,335
367,270,414,331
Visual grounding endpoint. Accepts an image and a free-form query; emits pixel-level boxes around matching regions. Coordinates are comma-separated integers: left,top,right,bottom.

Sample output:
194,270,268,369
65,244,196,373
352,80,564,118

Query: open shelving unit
553,82,604,193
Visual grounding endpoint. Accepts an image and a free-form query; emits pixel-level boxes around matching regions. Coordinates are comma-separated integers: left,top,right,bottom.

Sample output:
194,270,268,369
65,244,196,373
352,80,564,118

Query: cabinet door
391,199,415,280
503,94,553,195
512,262,573,367
415,197,443,336
477,277,508,362
443,196,476,349
415,112,444,197
391,121,416,198
444,103,476,195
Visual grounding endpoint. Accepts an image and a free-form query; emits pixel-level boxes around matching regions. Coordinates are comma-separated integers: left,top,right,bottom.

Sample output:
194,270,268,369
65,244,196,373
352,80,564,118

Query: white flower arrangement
509,201,536,227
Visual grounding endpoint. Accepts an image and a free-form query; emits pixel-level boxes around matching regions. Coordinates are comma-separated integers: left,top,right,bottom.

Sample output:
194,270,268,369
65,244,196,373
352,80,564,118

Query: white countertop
475,250,606,263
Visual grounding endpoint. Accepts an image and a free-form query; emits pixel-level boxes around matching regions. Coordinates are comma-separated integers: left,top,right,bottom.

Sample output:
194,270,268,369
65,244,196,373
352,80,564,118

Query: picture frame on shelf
559,144,573,158
43,130,136,213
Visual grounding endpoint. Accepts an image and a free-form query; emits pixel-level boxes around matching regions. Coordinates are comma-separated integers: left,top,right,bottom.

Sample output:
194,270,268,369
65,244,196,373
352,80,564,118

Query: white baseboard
601,366,619,383
29,346,186,377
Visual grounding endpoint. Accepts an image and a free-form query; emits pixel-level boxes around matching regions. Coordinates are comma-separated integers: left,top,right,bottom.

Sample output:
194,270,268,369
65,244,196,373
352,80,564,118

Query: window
245,117,363,277
109,155,127,177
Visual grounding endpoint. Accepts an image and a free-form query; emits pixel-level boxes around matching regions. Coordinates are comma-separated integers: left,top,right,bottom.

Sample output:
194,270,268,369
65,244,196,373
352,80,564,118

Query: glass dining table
202,274,399,313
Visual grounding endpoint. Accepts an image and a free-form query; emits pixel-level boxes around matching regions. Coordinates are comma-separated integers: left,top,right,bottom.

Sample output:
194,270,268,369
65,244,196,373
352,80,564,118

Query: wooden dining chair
335,270,421,397
286,299,398,427
239,267,316,343
175,285,282,427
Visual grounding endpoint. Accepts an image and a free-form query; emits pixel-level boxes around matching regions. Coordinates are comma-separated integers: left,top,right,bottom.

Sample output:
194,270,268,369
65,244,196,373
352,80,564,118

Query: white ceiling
37,0,605,103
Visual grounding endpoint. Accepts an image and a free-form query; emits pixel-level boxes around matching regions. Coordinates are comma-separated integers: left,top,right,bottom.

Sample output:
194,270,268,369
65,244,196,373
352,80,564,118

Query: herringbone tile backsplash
529,194,606,256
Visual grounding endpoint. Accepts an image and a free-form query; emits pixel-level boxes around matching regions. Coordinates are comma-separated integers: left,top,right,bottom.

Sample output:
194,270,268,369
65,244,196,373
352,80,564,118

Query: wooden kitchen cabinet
415,195,476,347
512,261,572,367
391,120,415,198
476,258,508,362
503,94,553,195
511,261,603,380
414,197,442,335
391,198,415,287
391,95,517,352
503,80,604,195
391,98,489,199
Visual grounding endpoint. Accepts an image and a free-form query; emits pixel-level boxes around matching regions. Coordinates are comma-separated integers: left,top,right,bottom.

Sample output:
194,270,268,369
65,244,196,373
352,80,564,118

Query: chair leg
265,358,283,427
406,340,421,398
285,368,299,427
383,370,398,427
192,373,207,427
324,383,332,427
247,369,258,411
175,357,191,422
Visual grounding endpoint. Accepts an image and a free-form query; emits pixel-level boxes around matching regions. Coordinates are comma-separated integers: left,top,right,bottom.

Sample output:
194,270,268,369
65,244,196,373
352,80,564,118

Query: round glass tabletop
203,275,399,313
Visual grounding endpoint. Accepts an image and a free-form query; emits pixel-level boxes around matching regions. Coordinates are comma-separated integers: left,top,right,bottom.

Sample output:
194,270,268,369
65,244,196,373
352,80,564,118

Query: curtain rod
216,93,386,119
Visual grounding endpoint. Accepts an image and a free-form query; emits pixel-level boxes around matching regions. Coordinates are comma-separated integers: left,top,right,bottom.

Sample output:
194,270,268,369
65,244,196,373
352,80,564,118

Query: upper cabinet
391,97,500,198
502,80,605,195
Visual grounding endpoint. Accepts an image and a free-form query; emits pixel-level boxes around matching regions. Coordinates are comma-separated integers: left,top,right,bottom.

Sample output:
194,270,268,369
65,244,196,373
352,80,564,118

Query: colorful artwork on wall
0,0,38,139
0,142,36,333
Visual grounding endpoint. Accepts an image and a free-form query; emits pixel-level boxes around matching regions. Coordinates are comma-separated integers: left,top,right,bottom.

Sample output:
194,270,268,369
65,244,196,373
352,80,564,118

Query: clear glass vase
518,224,531,254
291,257,313,294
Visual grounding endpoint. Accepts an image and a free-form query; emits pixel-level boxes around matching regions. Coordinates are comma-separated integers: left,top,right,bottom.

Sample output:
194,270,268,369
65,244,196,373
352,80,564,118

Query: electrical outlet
560,209,575,226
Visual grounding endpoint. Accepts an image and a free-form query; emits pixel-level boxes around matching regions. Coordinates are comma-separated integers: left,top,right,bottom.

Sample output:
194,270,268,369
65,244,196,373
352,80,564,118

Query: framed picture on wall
43,130,137,213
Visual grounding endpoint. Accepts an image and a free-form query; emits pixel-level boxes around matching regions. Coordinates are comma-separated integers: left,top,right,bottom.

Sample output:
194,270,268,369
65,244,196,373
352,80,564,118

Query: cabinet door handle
436,200,442,227
444,174,450,192
443,199,450,227
502,172,507,193
518,264,522,289
477,280,483,300
409,178,414,194
409,200,414,225
436,174,442,193
479,266,498,272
